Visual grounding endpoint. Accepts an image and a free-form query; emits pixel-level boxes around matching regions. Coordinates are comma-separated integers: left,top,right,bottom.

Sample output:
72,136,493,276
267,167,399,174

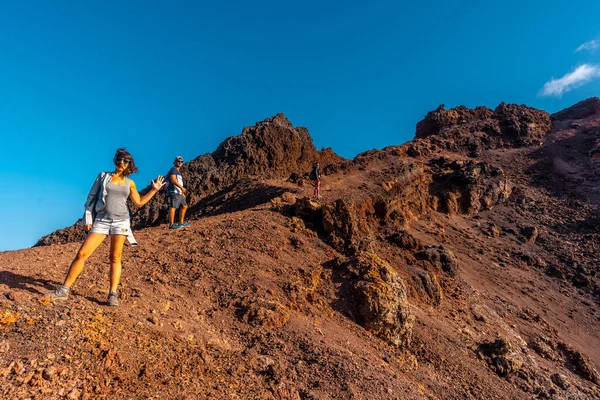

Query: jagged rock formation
413,102,551,155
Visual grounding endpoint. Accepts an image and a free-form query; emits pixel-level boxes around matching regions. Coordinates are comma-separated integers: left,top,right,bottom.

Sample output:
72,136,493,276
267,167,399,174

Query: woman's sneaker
45,286,70,302
179,222,190,227
107,291,119,307
169,224,182,229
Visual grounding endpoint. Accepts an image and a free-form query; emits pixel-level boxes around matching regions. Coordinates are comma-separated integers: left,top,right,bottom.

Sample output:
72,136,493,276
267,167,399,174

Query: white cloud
539,64,600,97
575,40,599,53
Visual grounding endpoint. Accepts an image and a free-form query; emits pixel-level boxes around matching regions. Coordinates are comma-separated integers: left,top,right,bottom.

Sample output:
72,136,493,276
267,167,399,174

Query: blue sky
1,0,599,251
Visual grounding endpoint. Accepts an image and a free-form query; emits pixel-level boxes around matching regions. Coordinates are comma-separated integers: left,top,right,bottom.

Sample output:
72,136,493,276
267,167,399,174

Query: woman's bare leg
109,234,127,292
63,232,106,288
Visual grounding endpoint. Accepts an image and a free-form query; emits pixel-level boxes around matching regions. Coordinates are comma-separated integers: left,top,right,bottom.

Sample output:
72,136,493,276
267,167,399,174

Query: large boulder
429,159,512,215
478,339,524,377
321,199,374,255
345,252,414,348
417,245,459,278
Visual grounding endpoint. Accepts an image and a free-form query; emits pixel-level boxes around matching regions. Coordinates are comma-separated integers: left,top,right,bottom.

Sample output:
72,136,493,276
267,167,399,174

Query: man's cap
174,156,183,162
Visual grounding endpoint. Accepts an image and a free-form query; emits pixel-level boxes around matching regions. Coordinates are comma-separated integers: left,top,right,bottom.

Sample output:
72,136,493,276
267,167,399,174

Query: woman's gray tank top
96,179,131,220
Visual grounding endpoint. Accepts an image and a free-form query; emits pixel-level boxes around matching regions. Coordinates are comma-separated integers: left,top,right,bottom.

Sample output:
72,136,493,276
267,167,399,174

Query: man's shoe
179,222,190,227
169,224,182,229
107,292,119,307
45,287,69,302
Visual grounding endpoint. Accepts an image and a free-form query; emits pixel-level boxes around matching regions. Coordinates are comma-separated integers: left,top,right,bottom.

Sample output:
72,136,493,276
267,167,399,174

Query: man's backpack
162,172,173,193
309,167,318,180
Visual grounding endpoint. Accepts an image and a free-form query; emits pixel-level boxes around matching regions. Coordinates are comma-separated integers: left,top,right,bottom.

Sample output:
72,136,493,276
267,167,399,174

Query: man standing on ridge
168,156,190,229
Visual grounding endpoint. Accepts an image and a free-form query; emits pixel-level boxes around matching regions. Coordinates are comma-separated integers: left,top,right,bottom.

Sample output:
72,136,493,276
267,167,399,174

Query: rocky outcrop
558,342,600,384
415,104,497,139
288,156,511,255
417,245,459,278
387,231,423,251
35,224,86,247
429,158,512,215
414,103,551,154
478,339,524,377
213,113,321,179
321,199,375,255
552,97,600,121
494,103,552,145
345,252,414,348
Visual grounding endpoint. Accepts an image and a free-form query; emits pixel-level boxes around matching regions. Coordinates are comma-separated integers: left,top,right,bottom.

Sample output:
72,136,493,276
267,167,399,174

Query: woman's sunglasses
116,158,130,164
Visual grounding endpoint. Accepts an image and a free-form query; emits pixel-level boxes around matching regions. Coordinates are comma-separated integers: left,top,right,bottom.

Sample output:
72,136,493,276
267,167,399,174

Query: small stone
520,226,538,243
23,371,35,384
43,366,57,381
551,373,570,389
68,388,81,399
13,360,25,375
471,304,489,323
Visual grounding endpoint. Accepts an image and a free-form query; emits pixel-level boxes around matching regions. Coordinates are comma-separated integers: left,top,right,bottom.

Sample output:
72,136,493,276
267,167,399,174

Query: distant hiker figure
310,162,321,198
167,155,190,229
45,149,164,307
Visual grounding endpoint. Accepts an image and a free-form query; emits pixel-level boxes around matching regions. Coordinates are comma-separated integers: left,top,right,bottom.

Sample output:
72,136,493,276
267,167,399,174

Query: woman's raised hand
152,175,165,191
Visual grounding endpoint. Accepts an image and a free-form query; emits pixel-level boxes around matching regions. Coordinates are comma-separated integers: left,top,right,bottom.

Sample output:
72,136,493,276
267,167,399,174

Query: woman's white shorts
90,218,131,236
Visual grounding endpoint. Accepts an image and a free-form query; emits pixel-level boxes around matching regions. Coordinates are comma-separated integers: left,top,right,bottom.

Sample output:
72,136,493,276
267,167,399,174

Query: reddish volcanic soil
2,99,600,399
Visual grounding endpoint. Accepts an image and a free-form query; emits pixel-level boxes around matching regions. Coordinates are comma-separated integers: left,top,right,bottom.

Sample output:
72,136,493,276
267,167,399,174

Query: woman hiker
45,148,164,307
310,162,321,198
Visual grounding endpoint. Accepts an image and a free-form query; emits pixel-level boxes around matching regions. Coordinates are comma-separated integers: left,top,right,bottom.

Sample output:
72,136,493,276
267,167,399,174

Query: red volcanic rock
415,104,496,139
213,113,320,178
428,158,512,215
495,102,552,145
346,252,414,348
35,223,86,247
414,103,551,153
552,97,600,121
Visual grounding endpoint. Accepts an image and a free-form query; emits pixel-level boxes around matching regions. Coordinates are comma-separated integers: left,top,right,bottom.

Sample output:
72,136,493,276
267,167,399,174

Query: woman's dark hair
113,148,138,176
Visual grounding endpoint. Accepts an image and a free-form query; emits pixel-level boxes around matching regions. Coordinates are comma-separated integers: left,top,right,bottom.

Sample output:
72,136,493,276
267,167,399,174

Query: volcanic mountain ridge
2,98,600,399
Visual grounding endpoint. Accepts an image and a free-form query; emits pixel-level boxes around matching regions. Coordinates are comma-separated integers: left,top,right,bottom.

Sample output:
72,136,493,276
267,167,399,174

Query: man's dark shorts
169,193,187,209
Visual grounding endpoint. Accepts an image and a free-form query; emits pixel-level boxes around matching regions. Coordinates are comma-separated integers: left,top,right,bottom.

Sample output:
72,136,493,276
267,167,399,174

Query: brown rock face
213,113,320,179
478,339,523,377
34,224,86,247
321,199,375,255
414,103,551,153
345,252,414,348
551,97,600,121
494,102,552,145
429,158,512,215
417,245,459,278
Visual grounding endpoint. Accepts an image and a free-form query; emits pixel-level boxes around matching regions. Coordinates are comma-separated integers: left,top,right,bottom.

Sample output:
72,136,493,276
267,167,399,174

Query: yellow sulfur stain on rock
0,311,19,325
